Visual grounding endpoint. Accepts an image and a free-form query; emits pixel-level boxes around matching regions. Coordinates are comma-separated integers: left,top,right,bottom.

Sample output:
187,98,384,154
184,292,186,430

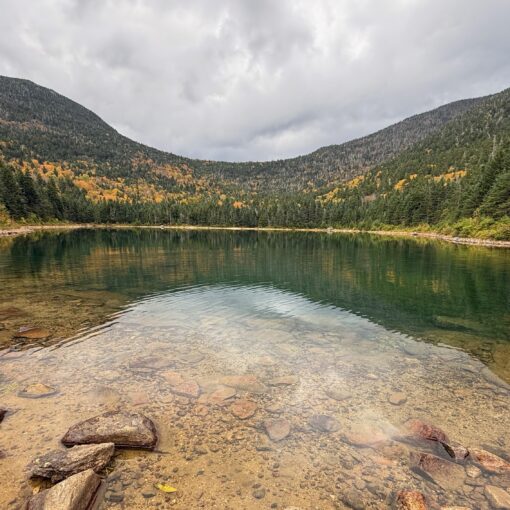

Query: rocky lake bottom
0,229,509,509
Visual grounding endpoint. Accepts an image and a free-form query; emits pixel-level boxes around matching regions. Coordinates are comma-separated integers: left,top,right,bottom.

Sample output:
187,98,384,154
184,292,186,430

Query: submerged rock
28,443,115,482
206,386,236,404
13,326,51,340
484,485,510,509
439,441,469,462
470,448,510,473
343,424,389,447
0,408,6,423
231,399,257,419
171,380,201,399
264,419,291,441
18,383,58,399
404,418,449,443
395,490,427,510
325,387,351,401
267,375,299,386
308,414,340,433
389,392,407,405
220,375,267,394
62,411,158,449
26,468,102,510
410,451,465,490
161,370,185,386
0,306,25,320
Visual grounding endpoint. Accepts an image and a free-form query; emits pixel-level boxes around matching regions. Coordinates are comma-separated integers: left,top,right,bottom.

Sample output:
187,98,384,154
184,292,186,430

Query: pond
0,229,509,509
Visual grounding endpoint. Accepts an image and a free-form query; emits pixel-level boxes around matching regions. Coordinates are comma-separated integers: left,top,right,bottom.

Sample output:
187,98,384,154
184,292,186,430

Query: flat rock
410,451,465,491
28,443,115,482
267,375,299,386
309,414,340,433
26,468,102,510
220,375,267,394
18,383,58,399
13,326,51,340
129,356,170,372
484,485,510,509
231,399,257,419
471,448,510,473
161,370,185,386
206,386,236,404
171,380,200,399
439,441,469,462
389,392,407,405
325,388,351,401
396,490,427,510
343,424,389,447
62,411,158,449
0,306,25,320
404,418,449,443
264,419,291,441
403,342,429,357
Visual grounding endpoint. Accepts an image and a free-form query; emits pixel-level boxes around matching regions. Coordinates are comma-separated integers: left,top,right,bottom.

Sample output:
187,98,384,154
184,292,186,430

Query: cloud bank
1,0,509,161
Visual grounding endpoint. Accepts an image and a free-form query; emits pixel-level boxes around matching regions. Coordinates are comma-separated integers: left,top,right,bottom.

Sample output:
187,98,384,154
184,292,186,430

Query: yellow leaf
155,483,177,493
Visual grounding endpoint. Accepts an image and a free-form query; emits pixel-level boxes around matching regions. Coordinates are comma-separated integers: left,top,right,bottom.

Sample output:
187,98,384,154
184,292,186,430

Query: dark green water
1,229,509,360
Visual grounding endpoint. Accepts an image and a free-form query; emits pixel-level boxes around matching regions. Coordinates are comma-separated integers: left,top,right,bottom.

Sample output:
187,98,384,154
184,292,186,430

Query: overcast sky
1,0,509,162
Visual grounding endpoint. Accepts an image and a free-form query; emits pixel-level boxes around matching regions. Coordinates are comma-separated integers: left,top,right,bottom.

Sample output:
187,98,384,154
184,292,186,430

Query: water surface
0,229,509,509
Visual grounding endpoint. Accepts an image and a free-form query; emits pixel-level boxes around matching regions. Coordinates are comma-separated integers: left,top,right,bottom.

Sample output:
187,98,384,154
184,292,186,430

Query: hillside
0,75,509,238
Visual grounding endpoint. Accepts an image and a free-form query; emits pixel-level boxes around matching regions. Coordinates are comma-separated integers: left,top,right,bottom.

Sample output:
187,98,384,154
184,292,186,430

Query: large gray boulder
62,411,157,449
28,443,115,482
26,469,102,510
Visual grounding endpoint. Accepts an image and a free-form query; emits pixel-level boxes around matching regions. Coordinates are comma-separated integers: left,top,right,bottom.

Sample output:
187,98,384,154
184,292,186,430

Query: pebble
253,488,266,499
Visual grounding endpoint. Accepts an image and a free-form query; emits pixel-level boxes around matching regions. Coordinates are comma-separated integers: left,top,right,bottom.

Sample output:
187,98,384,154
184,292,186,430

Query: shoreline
1,223,509,248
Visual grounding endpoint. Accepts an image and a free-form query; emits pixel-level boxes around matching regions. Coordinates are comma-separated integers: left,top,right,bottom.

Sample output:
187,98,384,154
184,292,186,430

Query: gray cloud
1,0,509,161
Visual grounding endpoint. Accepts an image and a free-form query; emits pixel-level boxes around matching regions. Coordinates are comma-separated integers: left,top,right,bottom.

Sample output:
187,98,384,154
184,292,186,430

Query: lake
0,229,509,509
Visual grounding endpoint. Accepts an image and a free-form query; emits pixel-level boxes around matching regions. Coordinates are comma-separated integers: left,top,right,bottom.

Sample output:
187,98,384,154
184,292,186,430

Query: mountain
0,75,509,238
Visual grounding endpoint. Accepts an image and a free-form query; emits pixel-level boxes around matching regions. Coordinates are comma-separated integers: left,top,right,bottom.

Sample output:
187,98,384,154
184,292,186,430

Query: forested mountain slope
0,75,509,238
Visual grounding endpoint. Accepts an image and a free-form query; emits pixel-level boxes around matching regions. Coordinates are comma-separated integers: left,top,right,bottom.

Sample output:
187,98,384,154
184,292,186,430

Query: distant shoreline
1,223,509,248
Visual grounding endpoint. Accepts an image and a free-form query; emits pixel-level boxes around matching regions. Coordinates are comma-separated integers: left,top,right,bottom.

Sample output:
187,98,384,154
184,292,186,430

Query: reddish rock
231,399,257,419
26,468,102,510
28,443,114,482
264,419,291,441
171,380,200,399
161,370,185,386
404,418,449,443
62,411,158,449
309,414,340,433
207,386,236,404
220,375,267,394
471,448,510,474
13,326,50,340
410,451,465,490
396,490,427,510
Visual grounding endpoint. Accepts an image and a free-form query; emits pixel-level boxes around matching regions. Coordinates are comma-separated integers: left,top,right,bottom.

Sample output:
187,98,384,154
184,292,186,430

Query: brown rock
0,408,6,423
62,411,158,449
309,414,340,433
207,386,236,404
231,399,257,419
484,485,510,509
404,418,449,443
396,490,427,510
410,451,465,490
343,425,388,447
267,375,299,386
264,419,291,441
18,383,58,399
0,306,25,320
439,441,469,462
129,356,170,372
13,326,51,340
471,448,510,474
26,468,102,510
161,370,185,386
194,405,209,417
220,375,267,394
389,392,407,405
171,380,200,399
28,443,115,482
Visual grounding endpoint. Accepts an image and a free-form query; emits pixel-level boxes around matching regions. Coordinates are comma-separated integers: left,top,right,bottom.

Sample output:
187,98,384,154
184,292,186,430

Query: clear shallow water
0,229,509,509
